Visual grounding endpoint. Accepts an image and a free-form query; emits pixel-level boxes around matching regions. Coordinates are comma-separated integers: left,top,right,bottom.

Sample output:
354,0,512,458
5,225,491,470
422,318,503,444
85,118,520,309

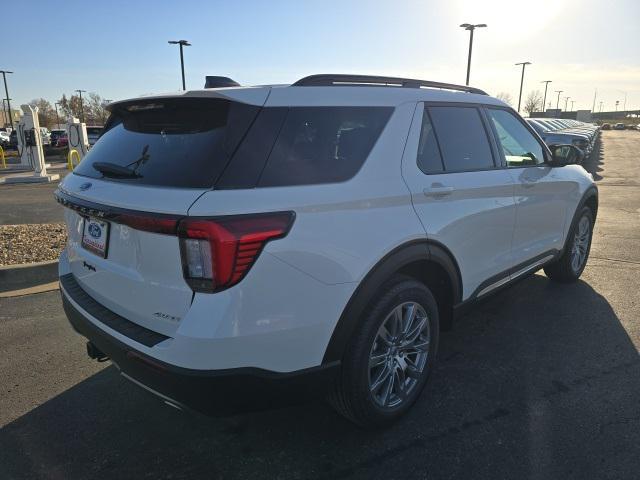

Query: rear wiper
92,162,142,178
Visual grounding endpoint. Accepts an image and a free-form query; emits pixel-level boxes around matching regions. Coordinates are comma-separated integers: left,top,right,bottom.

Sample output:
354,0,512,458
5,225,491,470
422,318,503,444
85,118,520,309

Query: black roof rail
292,74,487,95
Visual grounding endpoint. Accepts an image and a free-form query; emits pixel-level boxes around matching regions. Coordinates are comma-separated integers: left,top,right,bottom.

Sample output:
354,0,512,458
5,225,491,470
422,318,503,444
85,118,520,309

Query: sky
4,0,639,113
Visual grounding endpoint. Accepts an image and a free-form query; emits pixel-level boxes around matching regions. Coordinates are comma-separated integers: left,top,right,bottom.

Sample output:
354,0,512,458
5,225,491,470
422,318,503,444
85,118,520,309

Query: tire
328,275,439,428
544,206,594,283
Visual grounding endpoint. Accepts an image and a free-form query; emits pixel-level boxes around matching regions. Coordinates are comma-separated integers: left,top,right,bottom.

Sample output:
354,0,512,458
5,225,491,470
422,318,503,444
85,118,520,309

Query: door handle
423,184,454,198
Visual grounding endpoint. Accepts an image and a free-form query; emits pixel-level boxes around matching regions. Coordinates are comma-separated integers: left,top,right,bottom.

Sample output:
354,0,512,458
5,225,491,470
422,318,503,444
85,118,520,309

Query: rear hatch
57,91,268,337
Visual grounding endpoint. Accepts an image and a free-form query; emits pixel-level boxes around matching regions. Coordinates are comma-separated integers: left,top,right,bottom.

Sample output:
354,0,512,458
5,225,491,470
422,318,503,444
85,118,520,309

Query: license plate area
81,217,110,258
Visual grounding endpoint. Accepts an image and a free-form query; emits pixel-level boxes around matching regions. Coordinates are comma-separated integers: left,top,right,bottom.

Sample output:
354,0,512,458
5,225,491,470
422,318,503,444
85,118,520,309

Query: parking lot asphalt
0,158,67,225
1,131,639,480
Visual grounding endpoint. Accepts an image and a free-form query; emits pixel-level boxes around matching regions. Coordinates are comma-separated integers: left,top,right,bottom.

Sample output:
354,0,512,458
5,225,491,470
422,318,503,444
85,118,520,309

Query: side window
258,107,392,187
428,106,494,171
487,109,545,167
416,107,444,174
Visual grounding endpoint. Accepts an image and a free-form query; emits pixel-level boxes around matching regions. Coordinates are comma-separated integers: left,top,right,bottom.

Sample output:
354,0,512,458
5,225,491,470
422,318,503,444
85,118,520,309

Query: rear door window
257,107,392,187
426,106,494,172
74,98,260,188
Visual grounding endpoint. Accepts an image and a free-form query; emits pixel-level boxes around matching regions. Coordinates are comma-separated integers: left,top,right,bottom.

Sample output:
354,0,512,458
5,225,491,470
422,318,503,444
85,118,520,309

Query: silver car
527,119,592,160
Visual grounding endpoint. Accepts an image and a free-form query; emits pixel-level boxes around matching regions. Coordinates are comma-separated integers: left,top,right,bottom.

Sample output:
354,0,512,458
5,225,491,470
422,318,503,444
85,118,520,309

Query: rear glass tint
416,107,444,174
216,107,288,189
73,98,260,188
257,107,392,187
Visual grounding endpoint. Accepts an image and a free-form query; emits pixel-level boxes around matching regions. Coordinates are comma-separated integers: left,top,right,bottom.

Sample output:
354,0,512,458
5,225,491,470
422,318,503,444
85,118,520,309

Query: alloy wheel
368,302,431,409
571,215,591,273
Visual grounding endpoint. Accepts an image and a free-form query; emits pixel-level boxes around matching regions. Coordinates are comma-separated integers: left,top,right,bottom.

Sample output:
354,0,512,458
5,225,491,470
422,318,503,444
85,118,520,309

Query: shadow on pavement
1,274,639,480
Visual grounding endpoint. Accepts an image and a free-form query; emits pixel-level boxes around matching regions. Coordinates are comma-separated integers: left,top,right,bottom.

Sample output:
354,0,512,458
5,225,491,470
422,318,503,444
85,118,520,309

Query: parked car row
526,118,599,161
50,129,68,147
4,128,53,149
86,126,104,146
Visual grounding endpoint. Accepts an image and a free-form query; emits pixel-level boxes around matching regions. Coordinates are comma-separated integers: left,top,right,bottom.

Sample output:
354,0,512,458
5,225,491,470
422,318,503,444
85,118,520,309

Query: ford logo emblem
88,223,102,238
79,182,92,191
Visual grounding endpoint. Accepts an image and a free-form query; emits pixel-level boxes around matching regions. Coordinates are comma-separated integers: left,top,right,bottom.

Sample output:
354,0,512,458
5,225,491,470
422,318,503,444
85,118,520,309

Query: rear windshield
74,98,391,189
74,98,260,188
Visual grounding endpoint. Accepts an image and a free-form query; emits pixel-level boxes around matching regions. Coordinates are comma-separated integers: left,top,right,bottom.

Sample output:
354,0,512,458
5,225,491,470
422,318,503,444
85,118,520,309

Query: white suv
56,74,597,427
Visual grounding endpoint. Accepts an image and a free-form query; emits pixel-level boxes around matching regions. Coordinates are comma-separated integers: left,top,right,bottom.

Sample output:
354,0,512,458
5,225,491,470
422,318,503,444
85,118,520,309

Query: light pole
599,101,603,113
2,98,9,127
555,90,563,110
541,80,552,116
515,61,531,112
616,90,627,115
54,102,61,129
615,100,619,112
563,96,570,112
570,100,575,111
459,24,487,86
100,99,112,124
75,89,86,123
0,70,14,129
168,40,191,90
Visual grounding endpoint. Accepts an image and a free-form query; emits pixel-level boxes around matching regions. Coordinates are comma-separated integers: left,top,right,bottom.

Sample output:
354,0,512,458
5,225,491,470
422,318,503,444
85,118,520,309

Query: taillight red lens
177,212,294,292
113,213,179,235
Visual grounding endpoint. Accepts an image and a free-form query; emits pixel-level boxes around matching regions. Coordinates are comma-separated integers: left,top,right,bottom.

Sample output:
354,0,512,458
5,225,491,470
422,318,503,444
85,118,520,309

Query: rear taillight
177,212,294,293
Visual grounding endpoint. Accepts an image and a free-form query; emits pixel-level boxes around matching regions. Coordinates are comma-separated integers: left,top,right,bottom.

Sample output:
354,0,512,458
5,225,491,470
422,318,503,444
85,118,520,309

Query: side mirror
548,144,584,166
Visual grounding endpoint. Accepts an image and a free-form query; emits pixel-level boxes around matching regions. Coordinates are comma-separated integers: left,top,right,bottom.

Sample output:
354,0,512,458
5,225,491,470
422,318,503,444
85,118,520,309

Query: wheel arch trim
322,240,461,364
564,185,598,252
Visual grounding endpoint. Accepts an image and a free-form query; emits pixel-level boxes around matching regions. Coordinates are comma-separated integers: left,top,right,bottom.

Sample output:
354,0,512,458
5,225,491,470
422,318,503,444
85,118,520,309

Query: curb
0,260,59,295
0,281,59,298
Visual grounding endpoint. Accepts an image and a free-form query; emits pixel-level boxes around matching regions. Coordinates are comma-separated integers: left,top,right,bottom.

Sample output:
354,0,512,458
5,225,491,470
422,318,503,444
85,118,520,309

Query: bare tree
86,93,109,125
58,94,85,121
496,92,513,106
58,92,109,125
29,98,57,128
523,90,543,116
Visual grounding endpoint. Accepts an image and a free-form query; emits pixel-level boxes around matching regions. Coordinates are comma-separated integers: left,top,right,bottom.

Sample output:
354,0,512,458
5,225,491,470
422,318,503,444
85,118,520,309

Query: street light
168,40,191,90
563,96,570,112
615,100,619,112
570,100,575,111
459,24,487,86
515,61,532,113
2,98,9,127
555,90,563,109
75,89,86,123
616,90,627,115
54,101,61,128
541,80,552,116
0,70,14,129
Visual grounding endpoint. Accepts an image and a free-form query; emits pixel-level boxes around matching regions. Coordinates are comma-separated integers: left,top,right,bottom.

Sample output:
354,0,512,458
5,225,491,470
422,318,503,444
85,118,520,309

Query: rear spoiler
204,76,240,88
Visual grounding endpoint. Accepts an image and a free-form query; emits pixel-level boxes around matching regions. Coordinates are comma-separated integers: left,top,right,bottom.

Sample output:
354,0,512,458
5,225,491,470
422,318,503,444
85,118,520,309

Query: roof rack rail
292,74,487,95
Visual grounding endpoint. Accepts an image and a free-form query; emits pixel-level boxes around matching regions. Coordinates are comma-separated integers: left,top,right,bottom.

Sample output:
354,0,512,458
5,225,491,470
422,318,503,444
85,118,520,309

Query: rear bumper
60,274,339,415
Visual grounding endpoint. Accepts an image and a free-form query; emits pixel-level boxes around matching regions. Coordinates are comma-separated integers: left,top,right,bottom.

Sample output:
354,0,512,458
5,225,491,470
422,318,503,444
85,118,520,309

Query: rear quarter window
256,107,392,187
